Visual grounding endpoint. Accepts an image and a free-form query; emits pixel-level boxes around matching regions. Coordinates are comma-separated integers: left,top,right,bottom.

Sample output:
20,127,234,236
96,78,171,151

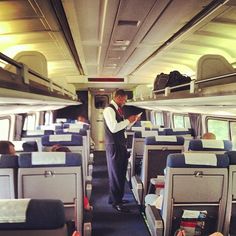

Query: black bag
153,73,169,91
167,70,191,91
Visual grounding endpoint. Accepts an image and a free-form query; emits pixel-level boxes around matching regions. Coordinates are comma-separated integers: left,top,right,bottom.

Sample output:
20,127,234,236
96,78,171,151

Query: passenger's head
202,132,216,140
51,144,71,152
0,141,16,155
114,89,127,107
77,115,86,123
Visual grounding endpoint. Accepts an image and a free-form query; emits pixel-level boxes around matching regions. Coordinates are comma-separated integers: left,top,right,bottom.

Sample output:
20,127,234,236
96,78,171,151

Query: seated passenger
77,115,90,124
202,132,216,139
50,144,71,152
0,140,16,155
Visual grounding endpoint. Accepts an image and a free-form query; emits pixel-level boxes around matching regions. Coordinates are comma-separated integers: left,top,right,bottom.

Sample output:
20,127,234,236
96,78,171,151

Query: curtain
163,111,171,128
14,114,25,140
189,113,202,138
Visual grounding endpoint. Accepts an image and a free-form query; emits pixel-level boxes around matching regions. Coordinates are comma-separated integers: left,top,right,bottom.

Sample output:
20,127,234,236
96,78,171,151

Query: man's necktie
118,107,123,117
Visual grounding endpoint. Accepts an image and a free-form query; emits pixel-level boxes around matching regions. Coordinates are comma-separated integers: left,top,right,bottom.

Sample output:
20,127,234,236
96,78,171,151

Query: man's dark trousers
106,142,128,204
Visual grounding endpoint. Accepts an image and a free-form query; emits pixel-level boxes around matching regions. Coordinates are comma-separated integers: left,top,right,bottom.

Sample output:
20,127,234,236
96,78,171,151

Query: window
45,111,53,125
0,117,10,140
207,117,236,149
23,114,36,130
207,119,229,140
152,111,164,126
173,114,191,128
94,95,109,109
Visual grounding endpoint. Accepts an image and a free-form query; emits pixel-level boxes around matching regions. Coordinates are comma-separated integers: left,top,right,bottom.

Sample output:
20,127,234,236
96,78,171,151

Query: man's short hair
114,89,127,98
202,132,216,139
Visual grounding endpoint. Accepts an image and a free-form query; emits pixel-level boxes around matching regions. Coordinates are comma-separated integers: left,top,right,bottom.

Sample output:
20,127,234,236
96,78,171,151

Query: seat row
145,150,236,236
17,133,93,198
0,152,87,233
130,133,232,205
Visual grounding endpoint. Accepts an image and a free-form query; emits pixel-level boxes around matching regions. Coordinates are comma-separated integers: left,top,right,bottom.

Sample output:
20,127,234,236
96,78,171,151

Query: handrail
0,52,22,68
0,52,77,100
152,71,236,95
153,82,191,93
195,72,236,84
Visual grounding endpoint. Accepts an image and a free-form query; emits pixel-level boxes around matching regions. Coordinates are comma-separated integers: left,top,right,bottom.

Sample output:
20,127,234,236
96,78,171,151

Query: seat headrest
167,153,229,168
18,152,82,167
189,139,232,151
0,199,65,230
165,128,194,136
0,155,18,168
22,130,54,137
41,134,83,146
22,141,38,152
55,128,87,136
145,136,184,145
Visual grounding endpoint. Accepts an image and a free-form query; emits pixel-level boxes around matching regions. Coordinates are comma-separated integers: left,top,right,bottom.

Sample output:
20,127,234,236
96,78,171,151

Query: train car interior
0,0,236,235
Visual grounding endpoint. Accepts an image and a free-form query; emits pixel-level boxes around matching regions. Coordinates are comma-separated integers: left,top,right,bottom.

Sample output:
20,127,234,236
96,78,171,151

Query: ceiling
0,0,235,93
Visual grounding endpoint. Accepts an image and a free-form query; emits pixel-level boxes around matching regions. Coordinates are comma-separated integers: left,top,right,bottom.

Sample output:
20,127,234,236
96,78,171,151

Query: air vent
118,20,140,27
111,46,127,51
113,40,130,46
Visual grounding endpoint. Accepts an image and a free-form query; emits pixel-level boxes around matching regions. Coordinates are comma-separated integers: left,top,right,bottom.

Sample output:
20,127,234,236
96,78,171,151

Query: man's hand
128,114,141,123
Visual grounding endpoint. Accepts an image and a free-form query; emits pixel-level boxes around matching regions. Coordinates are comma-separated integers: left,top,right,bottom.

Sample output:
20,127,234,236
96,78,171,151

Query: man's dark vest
104,104,126,145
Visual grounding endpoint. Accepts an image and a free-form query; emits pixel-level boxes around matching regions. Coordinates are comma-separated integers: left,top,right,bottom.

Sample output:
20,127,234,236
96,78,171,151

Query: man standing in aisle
103,89,139,213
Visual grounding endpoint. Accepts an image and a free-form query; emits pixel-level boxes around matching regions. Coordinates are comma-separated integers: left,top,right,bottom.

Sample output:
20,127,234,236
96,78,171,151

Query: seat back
188,139,232,153
18,152,83,233
21,130,54,151
0,199,67,236
130,130,159,177
141,136,184,197
223,151,236,235
41,134,88,179
162,153,229,236
165,128,195,151
0,154,18,198
12,141,38,153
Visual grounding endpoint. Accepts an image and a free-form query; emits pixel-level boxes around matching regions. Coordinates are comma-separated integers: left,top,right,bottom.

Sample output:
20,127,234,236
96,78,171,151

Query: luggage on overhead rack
153,70,191,92
153,73,169,91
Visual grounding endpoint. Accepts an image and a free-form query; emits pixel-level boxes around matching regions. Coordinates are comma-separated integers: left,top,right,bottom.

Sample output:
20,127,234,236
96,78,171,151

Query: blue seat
0,155,18,199
162,152,229,235
188,139,232,152
165,128,194,137
130,130,159,178
18,152,84,233
131,136,184,204
21,130,54,151
41,133,92,199
223,151,236,235
22,130,54,138
0,199,67,236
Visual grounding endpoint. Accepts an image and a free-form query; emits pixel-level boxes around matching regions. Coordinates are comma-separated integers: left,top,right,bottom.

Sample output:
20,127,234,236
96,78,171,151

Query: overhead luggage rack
0,52,78,101
129,55,236,107
152,71,236,101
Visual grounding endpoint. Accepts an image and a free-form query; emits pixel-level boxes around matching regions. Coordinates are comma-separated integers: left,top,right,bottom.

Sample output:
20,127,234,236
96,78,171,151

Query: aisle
90,151,150,236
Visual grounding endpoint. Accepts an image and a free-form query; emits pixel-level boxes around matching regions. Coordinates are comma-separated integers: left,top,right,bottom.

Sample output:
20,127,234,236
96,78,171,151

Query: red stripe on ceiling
88,78,124,82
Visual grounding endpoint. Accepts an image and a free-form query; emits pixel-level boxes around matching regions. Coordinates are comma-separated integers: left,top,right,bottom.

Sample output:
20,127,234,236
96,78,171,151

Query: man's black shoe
108,199,129,205
112,204,130,213
121,199,129,204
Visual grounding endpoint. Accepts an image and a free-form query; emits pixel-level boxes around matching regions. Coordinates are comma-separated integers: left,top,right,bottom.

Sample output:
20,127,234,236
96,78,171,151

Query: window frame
206,116,236,140
172,113,190,129
23,113,36,131
0,116,11,140
152,111,164,126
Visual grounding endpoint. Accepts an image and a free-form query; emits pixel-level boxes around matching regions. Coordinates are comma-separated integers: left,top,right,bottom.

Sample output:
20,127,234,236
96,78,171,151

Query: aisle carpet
90,151,150,236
